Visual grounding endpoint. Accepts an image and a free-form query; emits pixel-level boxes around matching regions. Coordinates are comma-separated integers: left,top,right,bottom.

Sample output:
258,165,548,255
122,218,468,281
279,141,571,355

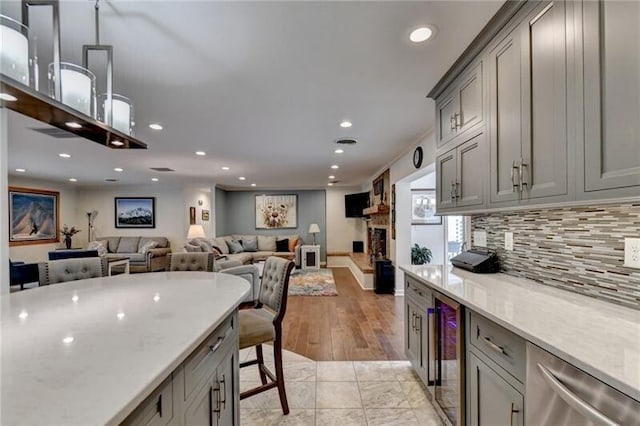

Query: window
445,216,467,263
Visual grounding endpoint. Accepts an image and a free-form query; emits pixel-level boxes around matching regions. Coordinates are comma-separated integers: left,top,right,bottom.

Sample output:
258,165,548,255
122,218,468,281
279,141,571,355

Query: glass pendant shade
100,93,134,135
48,62,96,117
0,15,30,85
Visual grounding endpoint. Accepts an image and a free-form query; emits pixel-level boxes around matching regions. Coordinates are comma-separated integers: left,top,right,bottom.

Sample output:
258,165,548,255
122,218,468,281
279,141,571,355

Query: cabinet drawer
121,376,174,426
469,311,525,383
405,276,431,306
184,314,236,400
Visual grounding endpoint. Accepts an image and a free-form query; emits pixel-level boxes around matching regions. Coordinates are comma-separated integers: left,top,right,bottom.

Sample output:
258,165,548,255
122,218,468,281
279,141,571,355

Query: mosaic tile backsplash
471,203,640,309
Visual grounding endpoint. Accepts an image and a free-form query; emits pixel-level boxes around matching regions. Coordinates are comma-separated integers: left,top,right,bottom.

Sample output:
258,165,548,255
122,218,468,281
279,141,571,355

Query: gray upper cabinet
582,0,640,195
436,62,484,148
436,148,458,212
489,0,569,206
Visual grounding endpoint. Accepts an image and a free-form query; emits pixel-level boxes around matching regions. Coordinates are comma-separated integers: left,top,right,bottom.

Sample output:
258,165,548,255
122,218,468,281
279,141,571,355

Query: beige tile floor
239,347,443,426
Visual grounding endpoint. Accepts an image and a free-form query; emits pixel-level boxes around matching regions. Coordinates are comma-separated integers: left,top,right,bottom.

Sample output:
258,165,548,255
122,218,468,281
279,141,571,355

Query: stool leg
256,344,268,385
274,339,289,415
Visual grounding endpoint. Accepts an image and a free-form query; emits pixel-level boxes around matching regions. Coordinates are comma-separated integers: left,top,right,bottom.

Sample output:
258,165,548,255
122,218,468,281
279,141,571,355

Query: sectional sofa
92,236,172,273
185,234,300,265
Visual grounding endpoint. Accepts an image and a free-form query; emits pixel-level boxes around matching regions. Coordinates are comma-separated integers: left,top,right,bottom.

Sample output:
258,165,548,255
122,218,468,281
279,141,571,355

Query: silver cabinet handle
427,307,436,385
415,315,421,332
455,181,460,199
450,181,456,202
454,112,461,129
450,114,456,132
537,363,620,426
518,158,528,193
511,161,520,193
479,335,507,356
411,312,416,331
509,402,519,426
219,374,227,410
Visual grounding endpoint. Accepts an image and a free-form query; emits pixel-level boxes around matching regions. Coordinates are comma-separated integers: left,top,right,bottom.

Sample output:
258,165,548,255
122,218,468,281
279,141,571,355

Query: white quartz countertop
1,272,250,425
400,265,640,401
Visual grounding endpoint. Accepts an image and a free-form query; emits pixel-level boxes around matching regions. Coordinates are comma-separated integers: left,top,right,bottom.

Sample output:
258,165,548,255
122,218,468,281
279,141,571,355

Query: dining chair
238,256,295,414
39,258,107,285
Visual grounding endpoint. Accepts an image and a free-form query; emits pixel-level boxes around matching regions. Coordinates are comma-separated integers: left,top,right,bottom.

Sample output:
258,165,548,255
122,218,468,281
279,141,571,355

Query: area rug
288,269,338,296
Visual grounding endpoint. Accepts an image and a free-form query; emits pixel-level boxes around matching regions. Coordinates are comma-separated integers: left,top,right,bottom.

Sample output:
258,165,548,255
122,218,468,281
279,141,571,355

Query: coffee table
107,257,130,276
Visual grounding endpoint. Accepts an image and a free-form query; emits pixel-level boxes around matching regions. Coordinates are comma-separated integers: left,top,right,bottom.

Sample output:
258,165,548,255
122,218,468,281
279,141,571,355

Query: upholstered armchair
38,258,107,285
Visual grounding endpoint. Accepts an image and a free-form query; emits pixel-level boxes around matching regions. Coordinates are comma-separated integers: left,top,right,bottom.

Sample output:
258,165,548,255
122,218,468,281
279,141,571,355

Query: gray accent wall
216,189,327,261
471,203,640,309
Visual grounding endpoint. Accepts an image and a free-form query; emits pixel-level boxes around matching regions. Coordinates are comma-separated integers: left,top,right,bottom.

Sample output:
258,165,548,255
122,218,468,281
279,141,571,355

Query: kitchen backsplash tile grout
471,203,640,309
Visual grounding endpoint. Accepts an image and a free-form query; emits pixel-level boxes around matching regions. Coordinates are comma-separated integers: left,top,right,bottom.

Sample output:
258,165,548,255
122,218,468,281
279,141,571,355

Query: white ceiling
4,0,502,189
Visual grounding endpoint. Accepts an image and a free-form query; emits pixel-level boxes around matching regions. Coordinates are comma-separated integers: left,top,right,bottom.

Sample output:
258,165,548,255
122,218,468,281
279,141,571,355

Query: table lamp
308,223,320,245
187,224,206,239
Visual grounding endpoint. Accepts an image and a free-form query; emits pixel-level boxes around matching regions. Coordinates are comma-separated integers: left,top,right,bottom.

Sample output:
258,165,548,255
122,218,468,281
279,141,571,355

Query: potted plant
411,244,432,265
60,225,81,249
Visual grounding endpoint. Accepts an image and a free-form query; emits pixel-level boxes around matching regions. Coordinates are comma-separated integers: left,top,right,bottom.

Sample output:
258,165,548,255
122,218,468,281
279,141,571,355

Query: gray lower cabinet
468,352,524,426
489,0,569,207
122,311,239,426
436,131,486,213
582,0,640,196
404,276,433,384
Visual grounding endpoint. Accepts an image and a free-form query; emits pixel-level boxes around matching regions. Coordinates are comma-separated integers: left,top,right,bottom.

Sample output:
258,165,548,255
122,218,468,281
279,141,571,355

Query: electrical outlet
505,232,514,251
473,230,487,247
624,238,640,269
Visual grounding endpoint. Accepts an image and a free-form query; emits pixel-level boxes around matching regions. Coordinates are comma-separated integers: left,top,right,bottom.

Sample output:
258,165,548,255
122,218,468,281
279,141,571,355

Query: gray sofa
185,234,300,265
97,236,172,273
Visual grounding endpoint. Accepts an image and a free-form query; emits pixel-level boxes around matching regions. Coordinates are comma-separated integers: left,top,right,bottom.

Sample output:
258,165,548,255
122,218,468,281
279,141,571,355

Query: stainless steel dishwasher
526,342,640,426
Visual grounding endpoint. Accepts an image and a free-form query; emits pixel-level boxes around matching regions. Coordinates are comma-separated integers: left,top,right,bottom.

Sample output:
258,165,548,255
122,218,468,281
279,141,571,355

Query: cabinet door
405,299,420,371
436,148,458,211
583,0,640,193
215,347,238,426
184,378,215,426
458,62,483,134
489,28,524,204
122,376,174,426
521,1,569,200
468,352,524,426
456,133,486,208
437,91,459,147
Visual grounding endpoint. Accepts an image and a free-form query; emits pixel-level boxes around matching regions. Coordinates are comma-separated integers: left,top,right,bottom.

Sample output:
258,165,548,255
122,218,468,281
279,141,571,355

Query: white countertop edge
399,266,640,402
107,286,249,425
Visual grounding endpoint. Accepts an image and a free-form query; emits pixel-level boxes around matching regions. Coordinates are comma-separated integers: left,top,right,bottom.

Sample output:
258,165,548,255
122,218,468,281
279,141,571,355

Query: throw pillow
288,237,299,252
193,238,212,253
241,236,258,252
212,237,230,254
226,239,244,254
87,240,108,257
184,243,200,252
139,240,158,255
275,238,289,252
257,235,277,251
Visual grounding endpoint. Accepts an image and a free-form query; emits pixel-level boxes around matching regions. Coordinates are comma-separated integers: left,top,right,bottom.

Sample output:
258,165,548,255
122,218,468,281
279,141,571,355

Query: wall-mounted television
345,192,370,218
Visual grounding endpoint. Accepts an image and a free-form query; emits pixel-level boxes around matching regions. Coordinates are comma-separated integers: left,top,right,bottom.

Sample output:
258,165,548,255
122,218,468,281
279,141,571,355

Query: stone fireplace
368,227,387,260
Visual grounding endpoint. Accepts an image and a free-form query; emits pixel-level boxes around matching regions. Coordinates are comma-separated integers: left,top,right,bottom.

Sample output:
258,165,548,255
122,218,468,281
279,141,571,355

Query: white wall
8,176,79,263
182,187,215,239
325,187,367,253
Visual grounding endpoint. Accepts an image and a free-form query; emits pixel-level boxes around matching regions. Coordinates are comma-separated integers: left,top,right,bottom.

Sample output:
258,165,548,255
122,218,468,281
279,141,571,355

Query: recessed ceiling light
340,121,352,128
195,151,206,156
18,310,28,320
410,26,434,43
328,182,334,186
15,168,26,173
331,165,339,169
239,176,246,181
62,336,74,344
114,167,123,172
111,140,124,147
69,178,77,182
334,148,344,154
0,93,17,102
221,166,230,171
59,153,71,158
117,312,125,320
65,122,82,129
149,123,163,130
251,183,257,187
328,175,335,179
151,178,159,182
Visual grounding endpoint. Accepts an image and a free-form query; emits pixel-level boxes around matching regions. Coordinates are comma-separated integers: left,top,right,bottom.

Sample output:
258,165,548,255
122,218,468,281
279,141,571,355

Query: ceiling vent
149,167,175,172
335,138,357,145
31,127,78,139
105,178,119,182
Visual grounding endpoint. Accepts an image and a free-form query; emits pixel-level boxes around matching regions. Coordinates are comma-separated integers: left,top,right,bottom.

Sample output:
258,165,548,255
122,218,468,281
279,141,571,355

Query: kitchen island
1,271,250,425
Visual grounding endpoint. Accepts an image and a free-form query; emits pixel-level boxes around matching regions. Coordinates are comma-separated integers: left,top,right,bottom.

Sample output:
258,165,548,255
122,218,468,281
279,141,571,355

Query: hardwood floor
283,267,406,361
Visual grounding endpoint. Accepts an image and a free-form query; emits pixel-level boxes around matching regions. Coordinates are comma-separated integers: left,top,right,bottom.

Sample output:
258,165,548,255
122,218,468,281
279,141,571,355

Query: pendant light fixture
84,0,134,135
0,15,30,85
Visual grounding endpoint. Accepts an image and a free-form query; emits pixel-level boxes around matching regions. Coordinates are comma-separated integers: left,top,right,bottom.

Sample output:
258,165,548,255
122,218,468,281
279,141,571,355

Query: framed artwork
9,187,59,246
391,183,396,240
411,189,441,225
202,209,210,221
255,194,297,229
115,197,155,228
189,206,196,225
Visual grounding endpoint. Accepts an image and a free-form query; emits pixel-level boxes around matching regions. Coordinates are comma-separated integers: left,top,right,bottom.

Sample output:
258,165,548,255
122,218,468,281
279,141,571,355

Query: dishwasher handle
537,363,620,426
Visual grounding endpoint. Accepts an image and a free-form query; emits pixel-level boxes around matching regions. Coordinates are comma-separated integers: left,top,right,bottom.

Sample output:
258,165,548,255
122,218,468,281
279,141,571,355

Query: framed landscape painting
9,187,59,246
115,197,156,228
411,189,441,225
255,194,297,229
